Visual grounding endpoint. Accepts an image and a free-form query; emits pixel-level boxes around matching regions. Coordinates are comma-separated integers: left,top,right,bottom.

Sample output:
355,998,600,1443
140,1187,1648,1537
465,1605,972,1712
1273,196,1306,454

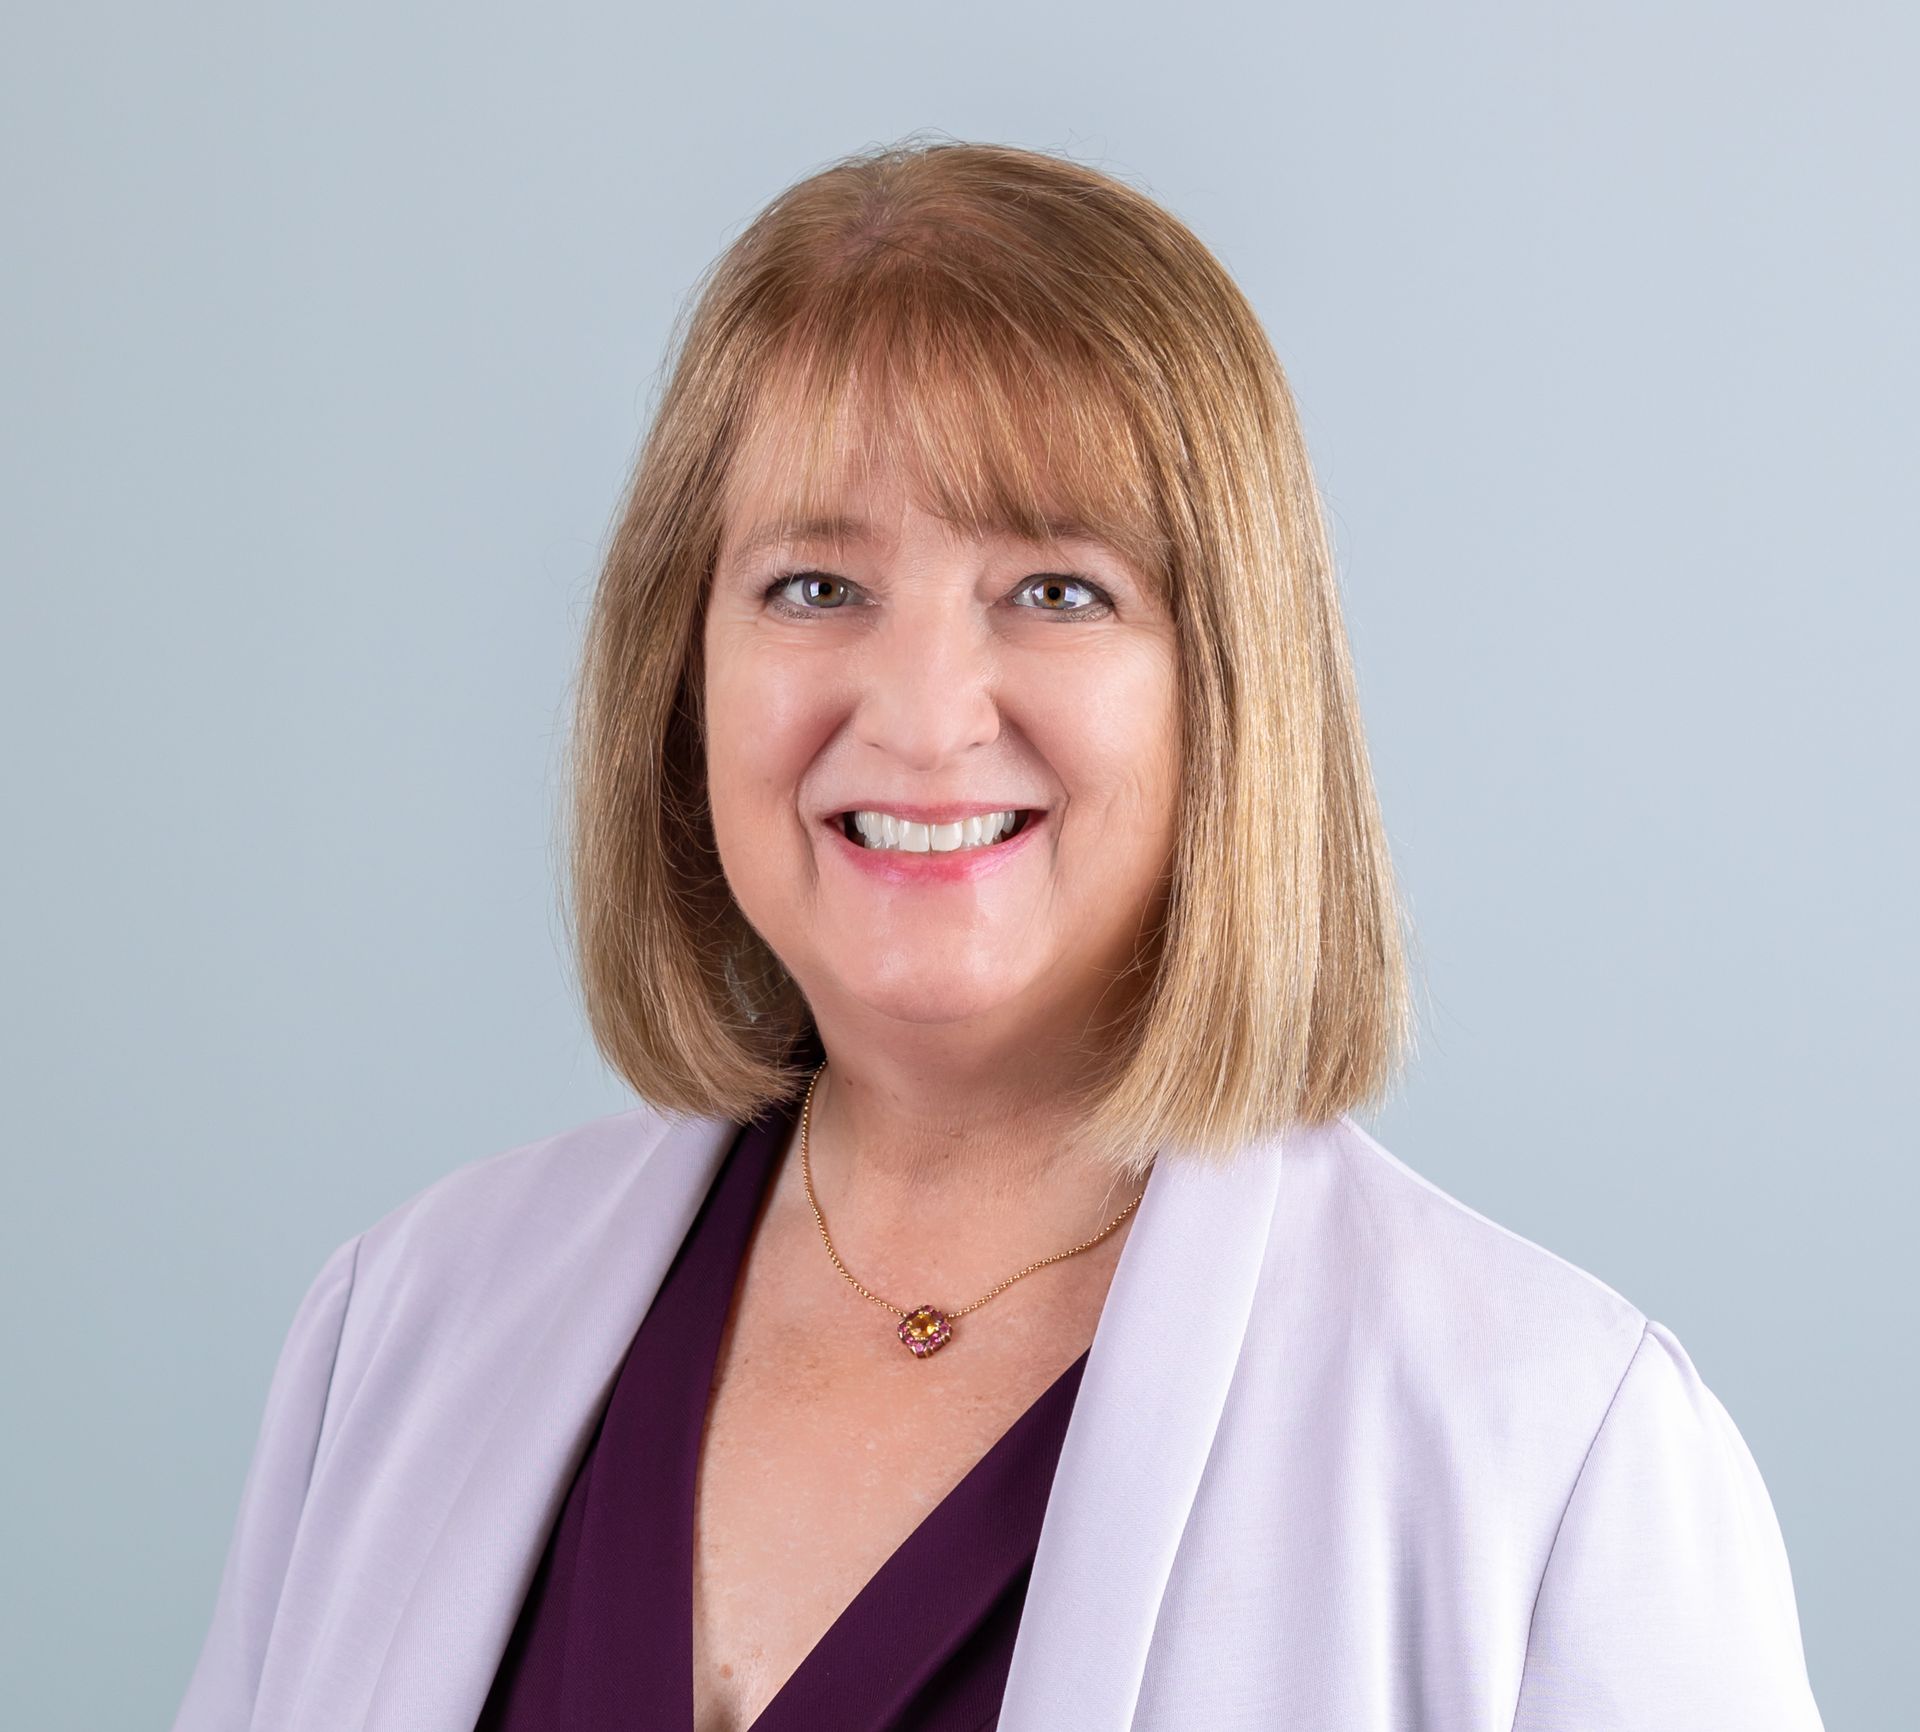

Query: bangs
718,271,1175,592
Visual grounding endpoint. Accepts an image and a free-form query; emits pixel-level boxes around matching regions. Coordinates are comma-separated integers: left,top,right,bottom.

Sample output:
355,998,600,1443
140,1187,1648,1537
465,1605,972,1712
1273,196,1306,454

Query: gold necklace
796,1058,1150,1357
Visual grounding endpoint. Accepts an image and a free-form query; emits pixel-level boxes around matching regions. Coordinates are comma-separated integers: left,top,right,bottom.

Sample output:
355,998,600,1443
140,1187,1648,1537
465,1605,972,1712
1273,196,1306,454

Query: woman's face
703,423,1180,1049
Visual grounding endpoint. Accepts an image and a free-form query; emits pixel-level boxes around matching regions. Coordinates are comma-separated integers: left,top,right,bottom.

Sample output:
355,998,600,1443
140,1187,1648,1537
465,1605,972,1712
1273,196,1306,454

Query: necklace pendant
897,1304,952,1357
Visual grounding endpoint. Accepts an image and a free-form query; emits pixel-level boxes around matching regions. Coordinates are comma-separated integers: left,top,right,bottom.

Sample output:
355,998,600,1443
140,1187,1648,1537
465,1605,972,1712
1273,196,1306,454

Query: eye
763,570,858,614
1012,573,1114,619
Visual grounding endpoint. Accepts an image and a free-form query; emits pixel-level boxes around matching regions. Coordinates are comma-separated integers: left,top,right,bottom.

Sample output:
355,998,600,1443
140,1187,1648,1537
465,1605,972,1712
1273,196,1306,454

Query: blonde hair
565,136,1417,1180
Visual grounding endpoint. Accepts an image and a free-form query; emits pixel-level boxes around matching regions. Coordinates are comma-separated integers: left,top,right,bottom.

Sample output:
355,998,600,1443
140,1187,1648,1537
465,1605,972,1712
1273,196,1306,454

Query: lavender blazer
172,1103,1827,1730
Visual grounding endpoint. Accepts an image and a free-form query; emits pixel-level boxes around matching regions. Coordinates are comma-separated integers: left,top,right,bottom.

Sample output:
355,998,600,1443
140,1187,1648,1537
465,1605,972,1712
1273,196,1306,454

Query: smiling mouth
836,809,1038,854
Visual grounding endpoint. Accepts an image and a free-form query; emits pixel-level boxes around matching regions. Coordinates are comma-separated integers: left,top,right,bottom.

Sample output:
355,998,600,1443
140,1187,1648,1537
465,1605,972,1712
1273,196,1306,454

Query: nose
849,584,1000,769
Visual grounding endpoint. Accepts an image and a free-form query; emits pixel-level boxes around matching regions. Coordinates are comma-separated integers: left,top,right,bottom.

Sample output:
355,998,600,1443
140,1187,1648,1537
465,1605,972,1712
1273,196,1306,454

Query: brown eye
766,571,854,611
1015,574,1112,617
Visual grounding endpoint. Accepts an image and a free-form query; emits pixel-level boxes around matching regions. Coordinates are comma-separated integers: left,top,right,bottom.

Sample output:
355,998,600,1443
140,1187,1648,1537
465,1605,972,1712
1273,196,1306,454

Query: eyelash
760,570,1116,621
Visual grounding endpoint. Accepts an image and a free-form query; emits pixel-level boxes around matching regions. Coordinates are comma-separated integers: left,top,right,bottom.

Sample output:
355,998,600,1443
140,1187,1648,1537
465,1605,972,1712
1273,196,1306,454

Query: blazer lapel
359,1107,739,1732
997,1128,1288,1731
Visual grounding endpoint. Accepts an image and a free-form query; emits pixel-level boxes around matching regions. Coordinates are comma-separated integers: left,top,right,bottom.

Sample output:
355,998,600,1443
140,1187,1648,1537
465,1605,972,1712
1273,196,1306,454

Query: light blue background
3,3,1909,1724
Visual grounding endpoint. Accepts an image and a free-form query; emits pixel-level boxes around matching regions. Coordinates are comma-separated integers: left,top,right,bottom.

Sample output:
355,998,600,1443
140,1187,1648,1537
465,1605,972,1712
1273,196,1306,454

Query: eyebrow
724,511,1107,566
725,514,875,565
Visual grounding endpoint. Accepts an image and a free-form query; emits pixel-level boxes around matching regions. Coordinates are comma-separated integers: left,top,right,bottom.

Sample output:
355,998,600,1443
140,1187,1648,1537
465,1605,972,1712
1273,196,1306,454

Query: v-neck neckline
692,1096,1093,1731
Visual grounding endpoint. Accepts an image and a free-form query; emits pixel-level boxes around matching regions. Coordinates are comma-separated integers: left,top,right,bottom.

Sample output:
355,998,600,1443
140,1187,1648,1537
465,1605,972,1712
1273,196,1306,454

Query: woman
174,140,1825,1731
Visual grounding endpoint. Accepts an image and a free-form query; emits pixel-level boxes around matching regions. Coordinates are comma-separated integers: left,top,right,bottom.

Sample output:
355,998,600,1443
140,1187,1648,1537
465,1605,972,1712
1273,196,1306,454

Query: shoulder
306,1100,691,1342
1191,1119,1824,1723
1261,1112,1656,1456
365,1100,679,1249
1298,1111,1649,1344
1251,1120,1817,1637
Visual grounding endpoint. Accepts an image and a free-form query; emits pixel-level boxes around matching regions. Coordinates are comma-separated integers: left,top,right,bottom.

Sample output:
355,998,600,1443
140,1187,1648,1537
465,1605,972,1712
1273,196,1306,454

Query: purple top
475,1063,1091,1732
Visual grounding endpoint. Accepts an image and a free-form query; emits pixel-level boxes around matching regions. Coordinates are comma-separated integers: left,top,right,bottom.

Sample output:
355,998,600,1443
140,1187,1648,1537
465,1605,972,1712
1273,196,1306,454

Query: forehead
716,365,1166,576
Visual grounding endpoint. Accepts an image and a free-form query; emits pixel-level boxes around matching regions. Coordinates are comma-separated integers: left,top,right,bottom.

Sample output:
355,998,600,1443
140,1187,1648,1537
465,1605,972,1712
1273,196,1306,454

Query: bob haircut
566,136,1416,1181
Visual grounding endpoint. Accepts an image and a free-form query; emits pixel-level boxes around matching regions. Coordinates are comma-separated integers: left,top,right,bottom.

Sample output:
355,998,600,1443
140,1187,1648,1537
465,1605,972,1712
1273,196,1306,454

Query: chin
808,953,1034,1029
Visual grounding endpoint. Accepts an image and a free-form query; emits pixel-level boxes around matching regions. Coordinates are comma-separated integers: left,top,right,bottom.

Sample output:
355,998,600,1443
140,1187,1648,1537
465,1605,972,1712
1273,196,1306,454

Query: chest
686,1231,1108,1732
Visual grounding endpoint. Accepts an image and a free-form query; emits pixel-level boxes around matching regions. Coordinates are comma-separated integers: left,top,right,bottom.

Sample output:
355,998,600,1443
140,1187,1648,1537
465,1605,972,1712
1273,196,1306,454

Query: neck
786,1026,1153,1307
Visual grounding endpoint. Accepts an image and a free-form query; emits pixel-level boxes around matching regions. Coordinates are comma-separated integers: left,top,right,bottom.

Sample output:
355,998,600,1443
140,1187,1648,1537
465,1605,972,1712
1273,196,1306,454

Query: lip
821,807,1049,885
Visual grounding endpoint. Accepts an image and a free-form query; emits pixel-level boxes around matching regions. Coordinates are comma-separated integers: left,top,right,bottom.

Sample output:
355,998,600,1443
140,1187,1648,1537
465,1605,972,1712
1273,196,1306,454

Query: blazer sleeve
171,1233,361,1732
1508,1318,1825,1731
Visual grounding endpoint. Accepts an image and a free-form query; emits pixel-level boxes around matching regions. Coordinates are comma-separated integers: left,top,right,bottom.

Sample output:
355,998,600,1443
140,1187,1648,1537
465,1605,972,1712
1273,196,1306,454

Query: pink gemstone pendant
897,1304,952,1357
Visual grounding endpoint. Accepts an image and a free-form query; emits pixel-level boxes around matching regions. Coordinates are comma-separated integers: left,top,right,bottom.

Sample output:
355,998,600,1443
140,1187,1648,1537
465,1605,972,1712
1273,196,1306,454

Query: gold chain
796,1057,1149,1327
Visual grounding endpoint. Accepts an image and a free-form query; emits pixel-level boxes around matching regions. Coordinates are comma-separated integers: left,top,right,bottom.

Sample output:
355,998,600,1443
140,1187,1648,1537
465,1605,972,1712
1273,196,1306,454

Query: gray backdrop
3,3,1909,1725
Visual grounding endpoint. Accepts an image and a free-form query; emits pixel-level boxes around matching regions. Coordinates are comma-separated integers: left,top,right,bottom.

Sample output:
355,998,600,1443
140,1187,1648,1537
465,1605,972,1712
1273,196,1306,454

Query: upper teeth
849,810,1021,853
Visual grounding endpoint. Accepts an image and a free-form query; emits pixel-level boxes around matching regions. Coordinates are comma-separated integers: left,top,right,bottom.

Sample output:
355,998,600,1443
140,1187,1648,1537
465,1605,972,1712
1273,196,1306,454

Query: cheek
702,630,829,837
1034,643,1182,832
